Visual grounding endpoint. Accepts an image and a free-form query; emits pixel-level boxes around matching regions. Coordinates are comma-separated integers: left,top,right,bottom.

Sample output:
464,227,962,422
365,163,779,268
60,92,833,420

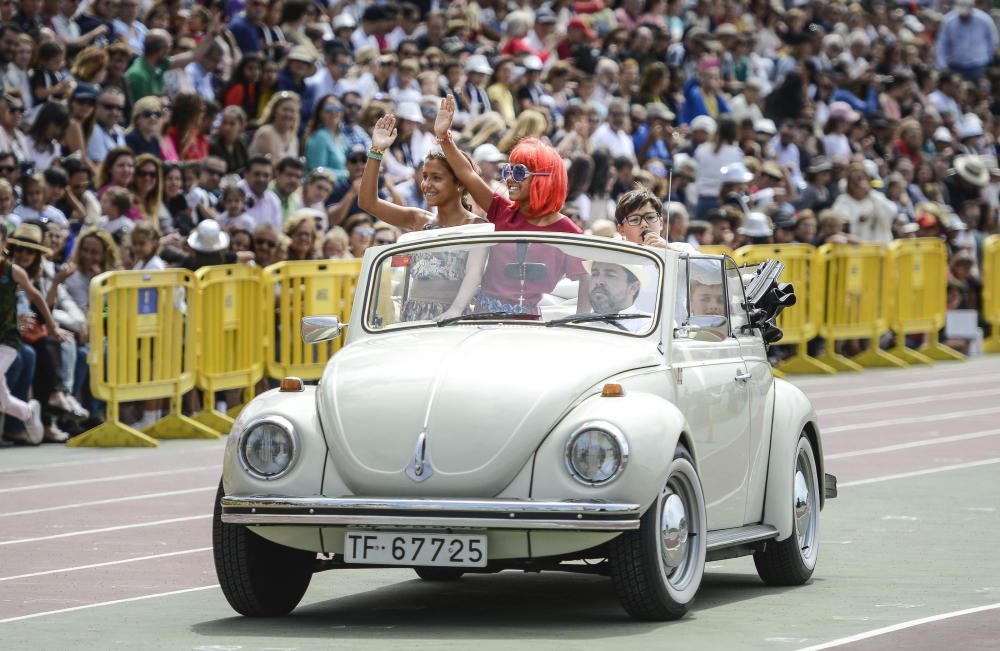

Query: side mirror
301,315,346,344
675,315,728,342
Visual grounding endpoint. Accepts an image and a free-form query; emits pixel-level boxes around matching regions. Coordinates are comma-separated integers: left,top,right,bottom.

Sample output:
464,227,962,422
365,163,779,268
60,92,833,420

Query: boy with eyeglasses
614,188,669,248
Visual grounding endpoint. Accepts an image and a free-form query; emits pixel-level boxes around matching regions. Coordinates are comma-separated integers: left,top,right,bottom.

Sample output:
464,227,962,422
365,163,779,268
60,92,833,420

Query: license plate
343,531,487,567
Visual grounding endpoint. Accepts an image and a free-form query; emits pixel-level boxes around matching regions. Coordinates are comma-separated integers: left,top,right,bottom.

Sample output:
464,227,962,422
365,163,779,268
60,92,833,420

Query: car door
725,258,773,524
672,257,752,531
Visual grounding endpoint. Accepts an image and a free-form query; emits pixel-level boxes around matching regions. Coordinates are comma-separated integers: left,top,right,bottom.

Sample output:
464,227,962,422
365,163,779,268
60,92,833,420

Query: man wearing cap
945,155,990,214
936,0,998,80
517,55,546,110
557,17,597,66
523,8,557,63
633,103,674,165
278,46,319,122
587,260,650,333
462,55,494,119
473,143,507,199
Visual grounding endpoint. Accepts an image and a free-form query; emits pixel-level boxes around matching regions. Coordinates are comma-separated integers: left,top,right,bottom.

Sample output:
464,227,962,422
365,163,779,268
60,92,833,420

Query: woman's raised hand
434,95,456,140
372,114,398,152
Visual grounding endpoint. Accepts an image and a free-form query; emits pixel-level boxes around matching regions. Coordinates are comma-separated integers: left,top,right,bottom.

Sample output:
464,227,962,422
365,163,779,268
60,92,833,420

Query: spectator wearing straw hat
945,155,989,213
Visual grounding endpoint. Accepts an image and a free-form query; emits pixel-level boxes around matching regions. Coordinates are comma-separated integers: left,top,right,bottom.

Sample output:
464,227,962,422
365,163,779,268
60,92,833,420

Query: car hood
319,327,661,496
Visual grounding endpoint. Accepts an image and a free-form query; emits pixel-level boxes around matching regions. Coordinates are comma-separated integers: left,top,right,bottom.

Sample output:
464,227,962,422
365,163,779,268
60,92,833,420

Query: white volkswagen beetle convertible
213,225,836,621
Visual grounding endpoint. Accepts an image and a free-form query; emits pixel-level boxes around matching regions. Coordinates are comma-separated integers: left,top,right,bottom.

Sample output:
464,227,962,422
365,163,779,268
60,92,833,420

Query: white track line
0,486,216,518
0,514,212,546
815,387,1000,416
0,547,212,583
822,406,1000,434
0,585,220,624
839,457,1000,487
804,371,1000,400
0,442,226,475
796,602,1000,650
826,429,1000,460
0,465,219,494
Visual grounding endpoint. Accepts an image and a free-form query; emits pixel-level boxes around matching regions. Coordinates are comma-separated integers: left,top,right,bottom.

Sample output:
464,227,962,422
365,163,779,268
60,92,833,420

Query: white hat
691,115,717,135
720,162,754,184
672,152,698,176
332,13,357,30
395,102,424,123
754,118,777,135
187,219,230,253
465,54,492,76
522,55,544,72
473,143,505,163
738,212,773,238
862,158,882,181
957,118,984,140
953,155,989,187
933,126,953,143
903,14,925,33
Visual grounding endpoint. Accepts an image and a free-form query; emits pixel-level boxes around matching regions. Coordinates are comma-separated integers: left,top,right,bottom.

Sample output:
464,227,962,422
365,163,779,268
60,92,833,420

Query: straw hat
953,155,989,187
187,219,230,253
5,223,52,255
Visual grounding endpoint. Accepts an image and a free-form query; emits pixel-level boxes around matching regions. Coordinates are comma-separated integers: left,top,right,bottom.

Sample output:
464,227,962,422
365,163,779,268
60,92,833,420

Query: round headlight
240,417,296,479
564,423,628,486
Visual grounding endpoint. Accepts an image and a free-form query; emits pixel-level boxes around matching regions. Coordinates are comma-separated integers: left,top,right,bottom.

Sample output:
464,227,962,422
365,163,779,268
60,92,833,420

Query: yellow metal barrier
699,245,735,257
816,243,907,371
263,259,363,380
191,264,265,435
985,235,1000,354
69,270,219,447
885,238,965,364
736,243,834,375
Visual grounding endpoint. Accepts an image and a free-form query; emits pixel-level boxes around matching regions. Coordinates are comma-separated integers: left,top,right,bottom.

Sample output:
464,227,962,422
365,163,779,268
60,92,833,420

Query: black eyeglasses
8,106,24,114
621,212,661,227
135,169,158,179
0,166,15,173
344,103,362,110
101,102,125,112
500,163,551,183
139,111,163,119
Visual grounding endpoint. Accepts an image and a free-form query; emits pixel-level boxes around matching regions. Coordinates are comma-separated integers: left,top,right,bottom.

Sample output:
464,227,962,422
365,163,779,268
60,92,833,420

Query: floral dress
399,249,469,321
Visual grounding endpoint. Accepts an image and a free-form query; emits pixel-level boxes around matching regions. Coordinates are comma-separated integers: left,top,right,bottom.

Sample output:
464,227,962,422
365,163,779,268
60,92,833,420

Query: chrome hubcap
794,469,811,543
660,492,689,573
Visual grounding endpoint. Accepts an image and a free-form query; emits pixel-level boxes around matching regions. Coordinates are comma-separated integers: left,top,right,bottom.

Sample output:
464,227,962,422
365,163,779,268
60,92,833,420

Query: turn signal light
279,377,304,392
601,383,625,397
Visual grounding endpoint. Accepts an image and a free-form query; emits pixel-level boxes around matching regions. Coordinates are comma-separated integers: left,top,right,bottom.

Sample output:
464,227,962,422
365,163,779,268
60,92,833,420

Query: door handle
734,369,752,382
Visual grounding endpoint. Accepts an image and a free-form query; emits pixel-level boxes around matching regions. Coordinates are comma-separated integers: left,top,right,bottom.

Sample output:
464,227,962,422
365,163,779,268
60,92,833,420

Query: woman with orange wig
432,95,588,317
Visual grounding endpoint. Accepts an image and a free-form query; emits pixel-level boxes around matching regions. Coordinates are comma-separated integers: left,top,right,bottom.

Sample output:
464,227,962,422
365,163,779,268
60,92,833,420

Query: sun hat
806,156,833,174
738,212,773,237
754,118,777,135
522,55,544,72
187,219,230,253
332,13,356,30
720,161,755,184
645,103,675,122
5,223,52,255
956,118,984,140
287,46,318,66
582,259,652,291
953,155,989,187
465,54,493,76
932,126,953,143
690,115,717,135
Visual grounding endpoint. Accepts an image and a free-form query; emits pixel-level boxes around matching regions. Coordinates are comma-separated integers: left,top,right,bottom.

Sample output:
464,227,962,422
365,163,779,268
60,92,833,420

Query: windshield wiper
545,312,653,328
436,310,539,326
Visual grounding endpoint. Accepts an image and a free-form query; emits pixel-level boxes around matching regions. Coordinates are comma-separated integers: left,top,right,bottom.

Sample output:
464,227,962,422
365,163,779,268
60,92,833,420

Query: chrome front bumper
221,496,642,531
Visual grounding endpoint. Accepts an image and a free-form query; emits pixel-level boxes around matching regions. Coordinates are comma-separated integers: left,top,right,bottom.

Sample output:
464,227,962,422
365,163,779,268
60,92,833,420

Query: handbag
20,317,48,344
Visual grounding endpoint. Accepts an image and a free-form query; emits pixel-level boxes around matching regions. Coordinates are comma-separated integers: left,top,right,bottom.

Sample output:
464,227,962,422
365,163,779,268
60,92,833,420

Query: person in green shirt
125,28,219,101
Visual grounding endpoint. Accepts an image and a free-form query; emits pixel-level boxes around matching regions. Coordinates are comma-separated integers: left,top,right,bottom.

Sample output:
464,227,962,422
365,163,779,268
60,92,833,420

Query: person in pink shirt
433,95,589,317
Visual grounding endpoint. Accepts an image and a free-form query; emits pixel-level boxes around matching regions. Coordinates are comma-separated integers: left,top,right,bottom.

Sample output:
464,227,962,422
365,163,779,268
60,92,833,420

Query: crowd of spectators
2,0,999,444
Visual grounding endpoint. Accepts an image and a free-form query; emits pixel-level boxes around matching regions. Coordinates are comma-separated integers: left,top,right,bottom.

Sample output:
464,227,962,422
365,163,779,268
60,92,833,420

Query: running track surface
1,357,998,650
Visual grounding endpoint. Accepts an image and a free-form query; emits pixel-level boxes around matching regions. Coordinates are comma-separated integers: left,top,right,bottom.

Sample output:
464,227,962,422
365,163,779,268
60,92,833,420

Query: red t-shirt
480,193,585,312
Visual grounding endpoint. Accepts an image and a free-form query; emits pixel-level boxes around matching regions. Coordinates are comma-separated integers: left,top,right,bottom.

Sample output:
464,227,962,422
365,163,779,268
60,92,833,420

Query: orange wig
508,138,568,218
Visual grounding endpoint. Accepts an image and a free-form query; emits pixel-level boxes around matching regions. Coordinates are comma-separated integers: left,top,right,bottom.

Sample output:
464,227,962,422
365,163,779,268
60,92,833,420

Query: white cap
332,13,357,30
465,54,492,76
957,118,984,139
395,102,424,123
691,115,717,135
738,212,773,238
933,126,953,143
862,158,882,181
522,55,544,72
754,118,777,135
720,162,754,184
473,143,505,163
672,152,698,175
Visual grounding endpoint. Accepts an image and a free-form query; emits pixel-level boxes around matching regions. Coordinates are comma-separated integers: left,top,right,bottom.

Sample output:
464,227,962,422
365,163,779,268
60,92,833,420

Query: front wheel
754,434,820,585
212,482,315,616
609,446,707,621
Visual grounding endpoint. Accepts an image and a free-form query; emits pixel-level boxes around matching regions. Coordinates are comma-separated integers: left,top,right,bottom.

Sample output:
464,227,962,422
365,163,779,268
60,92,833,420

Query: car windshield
365,237,662,335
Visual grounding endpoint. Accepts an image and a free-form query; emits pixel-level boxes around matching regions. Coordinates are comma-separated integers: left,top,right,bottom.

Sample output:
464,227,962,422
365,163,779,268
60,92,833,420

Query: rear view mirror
301,315,346,343
504,262,548,281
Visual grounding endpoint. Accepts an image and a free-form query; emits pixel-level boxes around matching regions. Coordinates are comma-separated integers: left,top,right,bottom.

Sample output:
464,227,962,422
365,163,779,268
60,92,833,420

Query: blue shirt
632,123,671,162
230,15,261,54
936,9,998,69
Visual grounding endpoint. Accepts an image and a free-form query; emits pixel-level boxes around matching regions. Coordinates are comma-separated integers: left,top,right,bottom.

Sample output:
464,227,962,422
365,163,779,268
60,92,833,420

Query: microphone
640,227,653,242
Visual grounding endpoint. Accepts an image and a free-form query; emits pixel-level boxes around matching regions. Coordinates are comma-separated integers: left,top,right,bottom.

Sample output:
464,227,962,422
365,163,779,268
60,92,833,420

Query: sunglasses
373,237,395,245
0,165,15,173
139,111,163,119
324,103,343,113
500,163,551,183
101,102,125,112
355,227,375,236
135,169,158,179
621,212,661,227
344,103,362,110
347,156,366,164
254,238,277,248
8,106,25,114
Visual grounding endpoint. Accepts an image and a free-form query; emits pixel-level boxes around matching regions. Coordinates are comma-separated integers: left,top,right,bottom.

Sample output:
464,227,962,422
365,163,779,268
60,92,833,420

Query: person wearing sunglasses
430,94,591,317
124,96,167,160
358,113,484,321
